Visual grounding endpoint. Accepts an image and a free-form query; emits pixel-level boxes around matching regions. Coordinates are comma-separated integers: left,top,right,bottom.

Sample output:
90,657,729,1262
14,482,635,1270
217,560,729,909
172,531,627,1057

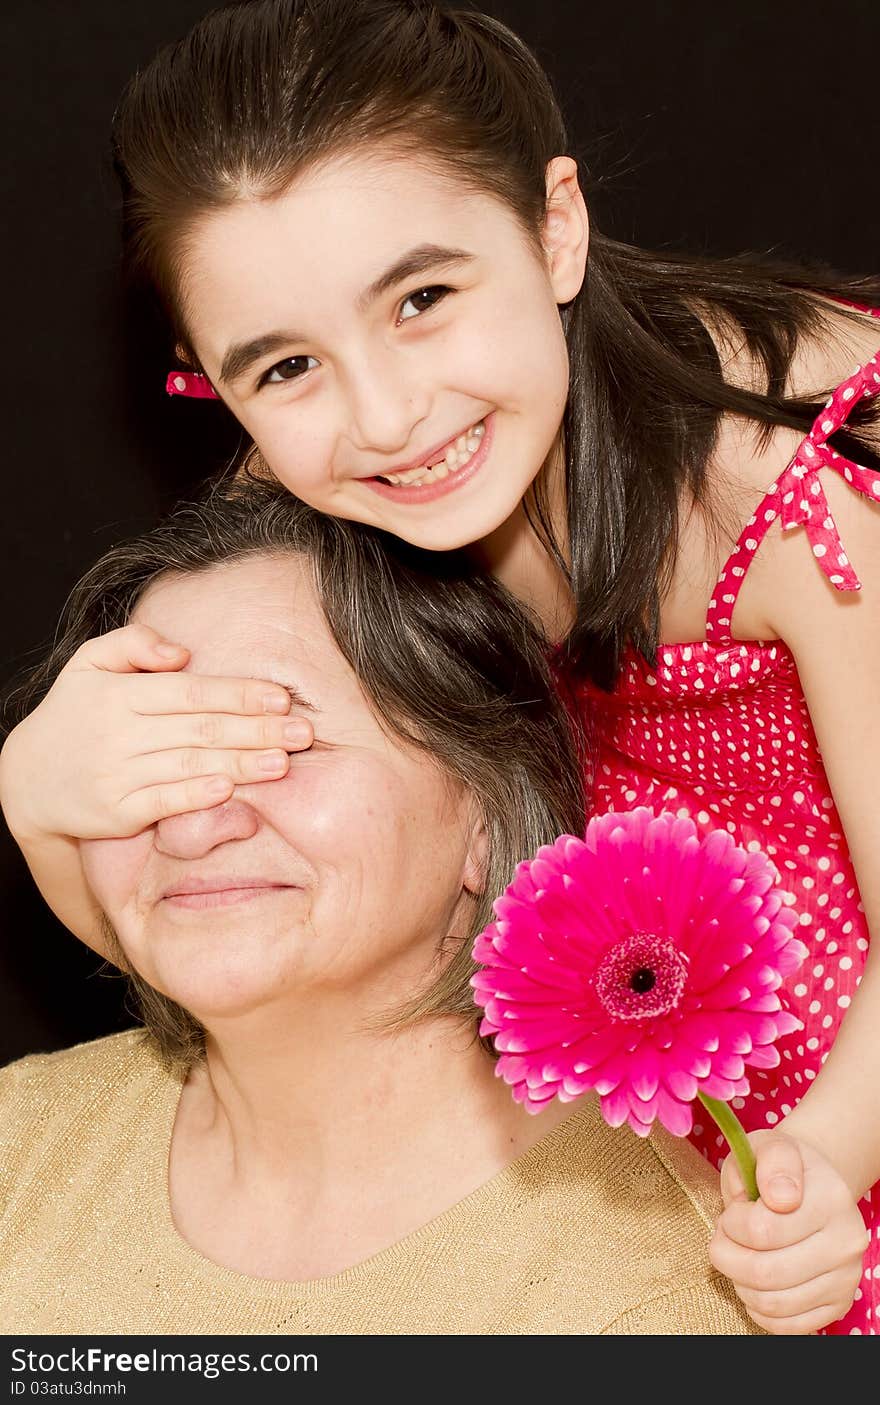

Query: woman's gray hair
9,475,586,1070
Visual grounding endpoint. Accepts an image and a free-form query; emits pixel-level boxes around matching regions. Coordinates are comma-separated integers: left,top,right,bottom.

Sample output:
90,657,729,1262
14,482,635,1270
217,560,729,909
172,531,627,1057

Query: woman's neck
169,1001,577,1280
193,1009,512,1180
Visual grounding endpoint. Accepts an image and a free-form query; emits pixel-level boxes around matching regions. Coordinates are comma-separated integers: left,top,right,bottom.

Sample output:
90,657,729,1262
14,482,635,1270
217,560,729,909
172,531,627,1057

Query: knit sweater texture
0,1029,762,1335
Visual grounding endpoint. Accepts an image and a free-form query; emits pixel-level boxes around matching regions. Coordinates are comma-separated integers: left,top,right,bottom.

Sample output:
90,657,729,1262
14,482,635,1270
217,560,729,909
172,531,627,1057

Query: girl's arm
766,467,880,1201
0,818,107,956
709,465,880,1331
0,623,312,950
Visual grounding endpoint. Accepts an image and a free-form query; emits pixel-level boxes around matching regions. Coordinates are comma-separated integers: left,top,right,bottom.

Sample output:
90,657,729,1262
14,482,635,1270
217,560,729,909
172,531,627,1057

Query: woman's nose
153,796,259,859
346,350,429,454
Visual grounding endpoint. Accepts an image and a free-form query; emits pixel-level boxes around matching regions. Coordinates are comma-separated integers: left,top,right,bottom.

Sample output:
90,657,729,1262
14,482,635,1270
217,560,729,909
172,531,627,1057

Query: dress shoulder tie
706,347,880,645
776,353,880,591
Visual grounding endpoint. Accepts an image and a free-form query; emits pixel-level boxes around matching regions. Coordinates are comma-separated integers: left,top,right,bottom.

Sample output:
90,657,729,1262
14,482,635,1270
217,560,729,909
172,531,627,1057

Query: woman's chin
152,974,297,1024
132,937,307,1022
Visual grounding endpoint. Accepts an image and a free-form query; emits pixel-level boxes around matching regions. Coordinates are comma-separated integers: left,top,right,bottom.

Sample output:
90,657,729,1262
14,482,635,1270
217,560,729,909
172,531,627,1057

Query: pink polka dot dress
574,331,880,1334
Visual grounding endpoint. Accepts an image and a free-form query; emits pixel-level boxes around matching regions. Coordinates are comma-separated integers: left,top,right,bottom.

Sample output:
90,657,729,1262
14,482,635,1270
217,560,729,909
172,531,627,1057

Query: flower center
594,932,688,1022
630,967,656,993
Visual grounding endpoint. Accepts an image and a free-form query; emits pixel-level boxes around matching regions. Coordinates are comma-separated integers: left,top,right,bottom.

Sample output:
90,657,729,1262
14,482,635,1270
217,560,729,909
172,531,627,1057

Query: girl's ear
174,340,202,371
541,156,589,304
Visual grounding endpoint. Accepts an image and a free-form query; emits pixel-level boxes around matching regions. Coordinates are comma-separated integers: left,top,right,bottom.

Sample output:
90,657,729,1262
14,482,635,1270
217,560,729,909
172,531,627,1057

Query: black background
2,0,879,1065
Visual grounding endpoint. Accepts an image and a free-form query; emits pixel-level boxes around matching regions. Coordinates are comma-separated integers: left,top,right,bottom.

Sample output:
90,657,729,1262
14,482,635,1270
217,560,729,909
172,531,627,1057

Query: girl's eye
398,285,451,322
261,355,319,386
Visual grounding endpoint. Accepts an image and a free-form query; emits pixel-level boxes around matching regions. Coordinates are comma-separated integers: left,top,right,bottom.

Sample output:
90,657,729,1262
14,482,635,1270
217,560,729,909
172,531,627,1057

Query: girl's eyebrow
221,332,305,386
218,244,475,387
356,243,475,309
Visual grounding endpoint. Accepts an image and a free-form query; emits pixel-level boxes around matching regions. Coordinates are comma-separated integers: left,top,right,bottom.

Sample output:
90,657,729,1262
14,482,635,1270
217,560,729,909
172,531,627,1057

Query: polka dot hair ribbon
165,371,220,400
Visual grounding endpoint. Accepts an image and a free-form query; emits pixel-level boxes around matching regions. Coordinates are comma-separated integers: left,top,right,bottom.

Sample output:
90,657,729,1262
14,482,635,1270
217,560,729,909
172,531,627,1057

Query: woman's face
178,151,585,552
79,555,486,1023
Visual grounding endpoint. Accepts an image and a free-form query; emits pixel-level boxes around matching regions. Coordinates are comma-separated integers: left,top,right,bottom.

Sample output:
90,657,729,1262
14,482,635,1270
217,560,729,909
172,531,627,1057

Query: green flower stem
696,1092,759,1202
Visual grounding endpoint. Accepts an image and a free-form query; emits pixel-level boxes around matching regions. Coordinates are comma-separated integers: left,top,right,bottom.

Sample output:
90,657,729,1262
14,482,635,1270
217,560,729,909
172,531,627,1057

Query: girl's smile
364,414,490,503
178,150,583,553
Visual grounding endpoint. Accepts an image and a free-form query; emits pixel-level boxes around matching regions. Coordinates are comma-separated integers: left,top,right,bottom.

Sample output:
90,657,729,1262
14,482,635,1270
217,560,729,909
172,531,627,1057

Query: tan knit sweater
0,1030,762,1335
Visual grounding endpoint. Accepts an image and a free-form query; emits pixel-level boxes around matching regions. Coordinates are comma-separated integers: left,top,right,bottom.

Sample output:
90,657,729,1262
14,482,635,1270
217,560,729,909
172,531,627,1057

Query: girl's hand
0,622,313,843
708,1128,869,1334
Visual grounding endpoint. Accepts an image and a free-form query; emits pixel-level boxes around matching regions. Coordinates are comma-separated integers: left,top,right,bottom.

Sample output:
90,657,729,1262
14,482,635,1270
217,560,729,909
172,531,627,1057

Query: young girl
2,0,878,1333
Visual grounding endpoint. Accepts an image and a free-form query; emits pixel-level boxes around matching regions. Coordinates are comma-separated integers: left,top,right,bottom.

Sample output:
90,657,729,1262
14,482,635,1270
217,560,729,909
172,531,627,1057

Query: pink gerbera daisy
471,808,808,1139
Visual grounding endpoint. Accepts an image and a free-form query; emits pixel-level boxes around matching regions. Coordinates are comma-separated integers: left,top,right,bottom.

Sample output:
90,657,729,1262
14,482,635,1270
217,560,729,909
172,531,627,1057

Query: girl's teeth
382,419,484,486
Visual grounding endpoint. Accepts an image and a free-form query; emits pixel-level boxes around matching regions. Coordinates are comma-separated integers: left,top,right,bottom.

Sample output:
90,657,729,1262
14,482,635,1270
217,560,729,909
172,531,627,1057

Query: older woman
0,482,759,1335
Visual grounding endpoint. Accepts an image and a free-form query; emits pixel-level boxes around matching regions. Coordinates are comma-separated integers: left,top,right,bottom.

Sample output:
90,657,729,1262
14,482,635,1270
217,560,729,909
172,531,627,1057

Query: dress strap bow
778,353,880,592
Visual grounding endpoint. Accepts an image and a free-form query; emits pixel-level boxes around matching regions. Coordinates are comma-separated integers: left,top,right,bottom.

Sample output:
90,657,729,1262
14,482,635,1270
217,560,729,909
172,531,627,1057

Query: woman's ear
463,811,490,897
541,155,589,304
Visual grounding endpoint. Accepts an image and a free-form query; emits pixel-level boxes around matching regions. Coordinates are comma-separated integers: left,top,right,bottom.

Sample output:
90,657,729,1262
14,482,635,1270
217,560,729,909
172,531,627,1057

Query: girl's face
178,151,586,552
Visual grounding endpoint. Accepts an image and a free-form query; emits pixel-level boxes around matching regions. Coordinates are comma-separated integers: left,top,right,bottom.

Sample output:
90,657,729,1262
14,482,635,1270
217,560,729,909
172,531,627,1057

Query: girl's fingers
716,1185,849,1253
708,1236,826,1298
753,1133,805,1212
123,746,293,790
129,673,295,719
68,623,189,674
66,627,297,720
710,1228,811,1290
743,1299,848,1336
717,1197,824,1251
747,1309,843,1336
719,1150,748,1205
116,775,236,831
710,1219,866,1290
730,1270,849,1331
126,710,312,755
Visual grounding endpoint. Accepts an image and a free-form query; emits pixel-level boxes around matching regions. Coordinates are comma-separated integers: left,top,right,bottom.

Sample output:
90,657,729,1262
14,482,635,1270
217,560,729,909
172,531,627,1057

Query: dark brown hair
112,0,880,688
10,476,585,1070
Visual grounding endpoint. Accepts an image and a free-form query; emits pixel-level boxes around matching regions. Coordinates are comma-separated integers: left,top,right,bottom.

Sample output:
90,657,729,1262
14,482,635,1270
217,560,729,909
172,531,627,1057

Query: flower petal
663,1066,699,1102
655,1086,694,1137
600,1086,631,1128
629,1044,660,1101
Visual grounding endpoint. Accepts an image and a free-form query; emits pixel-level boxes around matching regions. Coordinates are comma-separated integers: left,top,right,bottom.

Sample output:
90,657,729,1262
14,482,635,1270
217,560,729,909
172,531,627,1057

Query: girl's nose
154,795,259,860
346,350,429,454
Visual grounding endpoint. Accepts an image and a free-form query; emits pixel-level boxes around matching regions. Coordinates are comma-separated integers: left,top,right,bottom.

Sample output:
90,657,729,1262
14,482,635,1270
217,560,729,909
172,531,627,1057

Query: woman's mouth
364,415,493,504
160,879,296,910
